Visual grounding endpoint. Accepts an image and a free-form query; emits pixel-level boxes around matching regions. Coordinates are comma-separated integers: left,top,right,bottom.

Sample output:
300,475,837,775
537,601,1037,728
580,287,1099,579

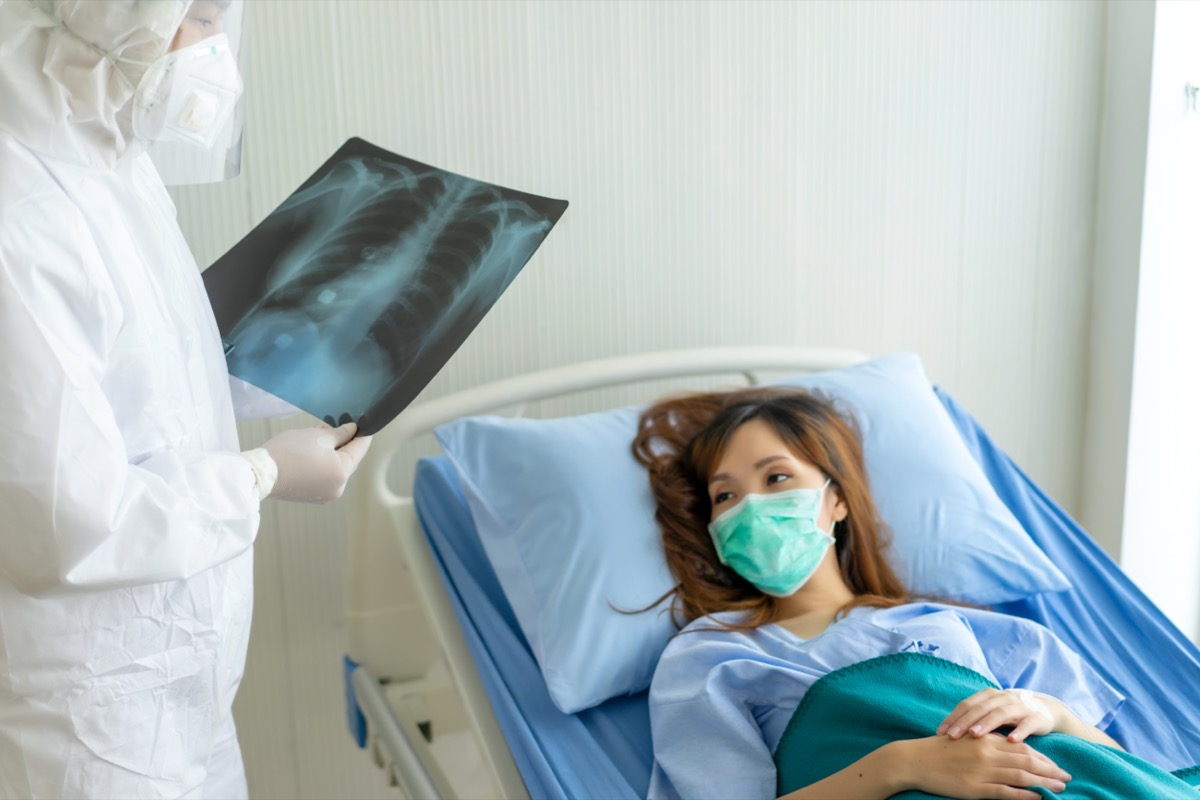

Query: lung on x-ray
202,137,568,436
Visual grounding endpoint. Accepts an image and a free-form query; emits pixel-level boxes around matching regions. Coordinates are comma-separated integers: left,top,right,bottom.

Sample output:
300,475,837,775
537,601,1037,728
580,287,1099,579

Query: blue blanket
774,652,1200,798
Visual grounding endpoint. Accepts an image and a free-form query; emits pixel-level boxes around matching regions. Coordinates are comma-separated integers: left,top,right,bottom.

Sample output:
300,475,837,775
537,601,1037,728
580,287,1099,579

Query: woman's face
170,1,226,52
707,418,846,530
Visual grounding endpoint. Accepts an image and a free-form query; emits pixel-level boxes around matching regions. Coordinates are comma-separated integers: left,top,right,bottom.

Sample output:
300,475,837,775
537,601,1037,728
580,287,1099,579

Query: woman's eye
767,472,792,485
713,491,733,505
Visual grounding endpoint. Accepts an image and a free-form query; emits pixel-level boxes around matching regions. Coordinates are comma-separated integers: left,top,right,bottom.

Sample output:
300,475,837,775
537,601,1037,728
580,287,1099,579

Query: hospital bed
341,346,1200,799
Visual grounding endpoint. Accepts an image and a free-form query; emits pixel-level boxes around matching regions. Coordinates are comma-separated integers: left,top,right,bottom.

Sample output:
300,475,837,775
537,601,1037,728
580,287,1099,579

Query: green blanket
774,652,1200,798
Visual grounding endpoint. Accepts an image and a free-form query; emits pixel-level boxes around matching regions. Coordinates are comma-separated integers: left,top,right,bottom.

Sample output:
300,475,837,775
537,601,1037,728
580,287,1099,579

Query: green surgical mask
707,480,835,597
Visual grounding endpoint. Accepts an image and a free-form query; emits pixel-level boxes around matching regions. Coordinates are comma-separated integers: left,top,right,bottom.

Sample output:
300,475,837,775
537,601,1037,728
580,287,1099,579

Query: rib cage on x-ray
222,154,559,431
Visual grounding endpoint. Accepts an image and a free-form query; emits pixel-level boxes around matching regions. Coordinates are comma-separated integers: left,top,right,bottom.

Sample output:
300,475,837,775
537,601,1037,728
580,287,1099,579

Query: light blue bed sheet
412,388,1200,799
415,456,652,799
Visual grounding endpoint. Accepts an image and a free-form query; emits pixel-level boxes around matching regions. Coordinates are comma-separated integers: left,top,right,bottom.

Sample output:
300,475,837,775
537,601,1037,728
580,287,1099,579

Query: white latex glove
249,422,373,503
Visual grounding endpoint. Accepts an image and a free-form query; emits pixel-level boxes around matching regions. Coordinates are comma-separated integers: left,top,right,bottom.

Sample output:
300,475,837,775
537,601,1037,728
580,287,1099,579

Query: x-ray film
202,137,568,435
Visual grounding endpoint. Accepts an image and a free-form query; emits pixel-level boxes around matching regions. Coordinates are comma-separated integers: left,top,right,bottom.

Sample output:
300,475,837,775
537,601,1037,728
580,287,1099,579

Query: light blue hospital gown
646,602,1125,800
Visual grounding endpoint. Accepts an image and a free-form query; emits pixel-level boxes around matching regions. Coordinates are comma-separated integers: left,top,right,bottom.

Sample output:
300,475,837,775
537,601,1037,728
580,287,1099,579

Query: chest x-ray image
202,137,568,435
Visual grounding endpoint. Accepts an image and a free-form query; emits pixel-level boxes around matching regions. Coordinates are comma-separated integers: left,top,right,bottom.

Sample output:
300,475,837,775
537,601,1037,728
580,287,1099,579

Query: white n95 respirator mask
134,33,244,149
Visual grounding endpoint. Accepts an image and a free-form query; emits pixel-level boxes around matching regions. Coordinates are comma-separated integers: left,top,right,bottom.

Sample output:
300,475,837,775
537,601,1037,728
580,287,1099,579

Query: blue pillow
433,352,1070,714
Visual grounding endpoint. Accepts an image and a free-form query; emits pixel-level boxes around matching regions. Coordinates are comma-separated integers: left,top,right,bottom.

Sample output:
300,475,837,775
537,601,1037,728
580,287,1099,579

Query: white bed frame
343,346,869,799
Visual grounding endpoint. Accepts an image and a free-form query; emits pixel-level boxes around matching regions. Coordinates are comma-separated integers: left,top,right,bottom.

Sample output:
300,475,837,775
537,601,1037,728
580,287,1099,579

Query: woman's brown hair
632,386,912,632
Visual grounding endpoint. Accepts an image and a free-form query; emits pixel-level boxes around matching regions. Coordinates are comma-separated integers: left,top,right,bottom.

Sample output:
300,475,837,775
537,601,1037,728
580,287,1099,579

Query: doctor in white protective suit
0,1,372,797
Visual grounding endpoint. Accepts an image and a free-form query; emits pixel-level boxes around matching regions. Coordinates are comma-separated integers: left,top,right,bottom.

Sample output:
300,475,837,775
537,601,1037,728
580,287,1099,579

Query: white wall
170,1,1107,796
1079,0,1200,640
1114,0,1200,641
1079,0,1155,561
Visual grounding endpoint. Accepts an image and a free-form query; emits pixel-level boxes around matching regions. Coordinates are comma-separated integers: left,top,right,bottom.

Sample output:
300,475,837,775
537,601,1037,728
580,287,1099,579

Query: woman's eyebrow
754,455,789,470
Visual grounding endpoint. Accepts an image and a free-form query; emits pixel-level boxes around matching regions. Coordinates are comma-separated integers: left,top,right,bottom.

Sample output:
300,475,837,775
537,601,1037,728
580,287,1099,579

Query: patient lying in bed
632,387,1199,800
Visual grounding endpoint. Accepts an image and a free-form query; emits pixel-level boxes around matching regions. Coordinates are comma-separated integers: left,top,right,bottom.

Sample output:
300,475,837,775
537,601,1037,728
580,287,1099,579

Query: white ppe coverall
0,2,260,797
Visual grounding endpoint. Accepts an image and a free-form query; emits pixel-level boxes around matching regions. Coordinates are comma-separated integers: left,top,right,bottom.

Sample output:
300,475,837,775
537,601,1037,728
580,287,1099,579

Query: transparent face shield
145,0,250,185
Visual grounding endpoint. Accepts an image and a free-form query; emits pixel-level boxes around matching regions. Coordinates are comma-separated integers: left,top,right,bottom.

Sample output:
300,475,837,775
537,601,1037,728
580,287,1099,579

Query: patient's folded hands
890,734,1071,800
937,687,1056,743
936,686,1124,752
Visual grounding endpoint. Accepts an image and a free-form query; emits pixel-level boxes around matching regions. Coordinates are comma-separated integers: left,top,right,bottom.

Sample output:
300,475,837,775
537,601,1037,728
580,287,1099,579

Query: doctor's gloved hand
248,422,373,503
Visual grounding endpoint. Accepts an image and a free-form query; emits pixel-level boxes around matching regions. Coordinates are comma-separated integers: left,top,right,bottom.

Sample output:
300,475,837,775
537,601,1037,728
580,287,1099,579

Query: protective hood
0,0,189,170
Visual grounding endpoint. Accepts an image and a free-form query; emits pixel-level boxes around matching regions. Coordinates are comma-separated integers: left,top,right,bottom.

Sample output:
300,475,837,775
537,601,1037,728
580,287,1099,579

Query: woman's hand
938,688,1057,744
894,734,1071,800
